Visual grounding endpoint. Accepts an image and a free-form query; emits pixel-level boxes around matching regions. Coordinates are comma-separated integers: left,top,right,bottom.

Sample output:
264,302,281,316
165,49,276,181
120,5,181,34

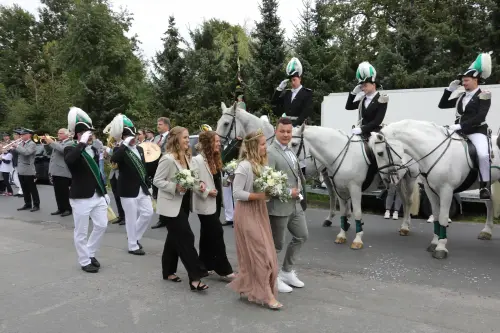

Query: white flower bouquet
222,159,239,185
173,169,200,193
253,166,291,202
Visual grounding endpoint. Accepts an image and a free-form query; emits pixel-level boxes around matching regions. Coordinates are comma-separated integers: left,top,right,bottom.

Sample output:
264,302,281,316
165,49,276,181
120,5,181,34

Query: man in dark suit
110,114,154,255
438,52,493,199
151,117,170,229
271,57,313,127
64,107,109,273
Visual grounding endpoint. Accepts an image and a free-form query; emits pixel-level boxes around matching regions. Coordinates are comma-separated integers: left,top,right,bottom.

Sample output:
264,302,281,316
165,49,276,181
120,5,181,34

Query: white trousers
121,191,154,251
467,133,490,182
70,193,108,266
12,169,22,194
222,183,234,222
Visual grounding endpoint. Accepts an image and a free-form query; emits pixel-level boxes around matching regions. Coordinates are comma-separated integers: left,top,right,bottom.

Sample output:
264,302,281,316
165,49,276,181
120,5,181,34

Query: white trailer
315,84,500,217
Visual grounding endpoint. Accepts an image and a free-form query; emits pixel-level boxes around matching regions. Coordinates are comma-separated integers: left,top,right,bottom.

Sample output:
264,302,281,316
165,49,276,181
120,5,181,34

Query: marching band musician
345,61,388,139
12,128,40,212
438,52,493,199
105,139,125,225
11,129,23,197
108,114,154,255
43,129,73,217
151,117,170,229
271,57,313,127
64,107,109,273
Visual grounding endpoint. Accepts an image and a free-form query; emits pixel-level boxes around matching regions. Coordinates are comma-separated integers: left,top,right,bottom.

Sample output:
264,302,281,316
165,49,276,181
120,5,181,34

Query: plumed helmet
67,107,94,139
286,57,303,78
458,52,492,81
356,61,377,84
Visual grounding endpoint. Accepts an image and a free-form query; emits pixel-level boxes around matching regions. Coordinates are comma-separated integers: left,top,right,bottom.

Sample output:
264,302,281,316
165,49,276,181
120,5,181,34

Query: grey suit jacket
266,140,307,216
47,140,72,178
153,133,168,154
191,154,218,215
15,140,36,176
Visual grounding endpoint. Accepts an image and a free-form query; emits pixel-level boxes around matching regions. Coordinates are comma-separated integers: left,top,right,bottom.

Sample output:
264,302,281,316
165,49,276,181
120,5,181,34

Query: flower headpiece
244,128,264,142
200,124,212,132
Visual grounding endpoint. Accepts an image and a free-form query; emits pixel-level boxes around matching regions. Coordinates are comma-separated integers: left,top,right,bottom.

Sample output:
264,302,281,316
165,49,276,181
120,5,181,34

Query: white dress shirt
291,85,303,102
363,91,377,108
462,87,480,108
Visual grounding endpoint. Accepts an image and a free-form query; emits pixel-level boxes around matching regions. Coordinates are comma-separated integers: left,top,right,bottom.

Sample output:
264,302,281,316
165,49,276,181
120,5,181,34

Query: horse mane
381,119,450,139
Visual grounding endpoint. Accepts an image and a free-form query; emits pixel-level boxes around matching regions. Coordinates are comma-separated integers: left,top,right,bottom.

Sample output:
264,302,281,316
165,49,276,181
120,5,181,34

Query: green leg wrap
439,225,447,240
341,216,350,232
355,220,364,233
433,221,440,236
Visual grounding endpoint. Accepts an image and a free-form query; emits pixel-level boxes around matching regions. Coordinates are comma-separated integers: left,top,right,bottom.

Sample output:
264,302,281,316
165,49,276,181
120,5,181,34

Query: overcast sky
1,0,305,60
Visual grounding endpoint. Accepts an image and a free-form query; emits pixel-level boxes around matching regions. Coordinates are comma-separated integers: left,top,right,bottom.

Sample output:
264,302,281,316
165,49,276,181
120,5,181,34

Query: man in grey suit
44,129,73,216
267,117,308,293
12,128,40,212
151,117,170,229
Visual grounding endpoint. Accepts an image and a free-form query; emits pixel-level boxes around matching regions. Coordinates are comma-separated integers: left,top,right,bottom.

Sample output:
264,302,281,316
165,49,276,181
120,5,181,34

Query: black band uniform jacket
271,86,313,126
110,144,150,198
345,92,388,134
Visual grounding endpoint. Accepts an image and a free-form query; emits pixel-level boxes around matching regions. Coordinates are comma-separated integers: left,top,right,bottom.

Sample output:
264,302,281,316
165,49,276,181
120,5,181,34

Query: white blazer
153,153,194,217
191,154,220,215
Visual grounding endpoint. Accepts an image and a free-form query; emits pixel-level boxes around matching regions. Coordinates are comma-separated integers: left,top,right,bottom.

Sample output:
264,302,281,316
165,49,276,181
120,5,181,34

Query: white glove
123,136,135,146
277,79,289,91
79,131,92,144
447,80,461,92
351,84,362,95
449,124,461,131
104,194,110,204
351,127,362,135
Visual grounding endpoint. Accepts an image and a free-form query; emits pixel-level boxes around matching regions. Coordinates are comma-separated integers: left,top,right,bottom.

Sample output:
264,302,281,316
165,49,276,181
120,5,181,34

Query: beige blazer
191,154,220,215
153,153,193,217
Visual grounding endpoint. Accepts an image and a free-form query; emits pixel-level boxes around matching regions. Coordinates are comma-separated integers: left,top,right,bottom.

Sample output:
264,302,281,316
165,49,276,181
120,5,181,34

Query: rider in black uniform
345,61,388,139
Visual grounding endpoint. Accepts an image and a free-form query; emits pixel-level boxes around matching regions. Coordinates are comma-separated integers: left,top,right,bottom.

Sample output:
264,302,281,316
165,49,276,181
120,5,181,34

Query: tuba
106,135,119,169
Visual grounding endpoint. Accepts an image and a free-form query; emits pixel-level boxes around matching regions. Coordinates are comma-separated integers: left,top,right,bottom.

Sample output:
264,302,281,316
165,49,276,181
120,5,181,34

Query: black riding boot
479,181,491,200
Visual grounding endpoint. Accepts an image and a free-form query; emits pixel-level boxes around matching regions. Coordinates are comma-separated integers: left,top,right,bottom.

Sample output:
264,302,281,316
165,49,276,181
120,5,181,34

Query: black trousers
110,176,125,218
52,176,71,212
198,213,233,276
161,208,207,281
1,172,12,194
19,175,40,207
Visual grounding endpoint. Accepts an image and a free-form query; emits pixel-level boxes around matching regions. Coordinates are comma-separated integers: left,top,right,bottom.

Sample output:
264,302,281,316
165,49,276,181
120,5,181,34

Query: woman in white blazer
192,131,235,281
153,126,209,292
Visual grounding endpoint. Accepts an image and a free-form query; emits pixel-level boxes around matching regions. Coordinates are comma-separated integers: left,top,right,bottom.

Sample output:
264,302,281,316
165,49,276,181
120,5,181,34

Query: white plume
286,57,303,77
67,106,91,132
356,61,377,82
260,115,270,123
108,114,124,140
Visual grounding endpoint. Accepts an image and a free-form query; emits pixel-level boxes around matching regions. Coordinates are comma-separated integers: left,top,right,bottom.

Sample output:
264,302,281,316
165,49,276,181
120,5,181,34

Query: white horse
291,123,420,249
369,119,500,259
215,102,338,225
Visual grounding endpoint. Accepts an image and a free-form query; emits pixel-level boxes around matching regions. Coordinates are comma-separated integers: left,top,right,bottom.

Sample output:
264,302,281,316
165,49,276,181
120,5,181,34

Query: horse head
369,132,405,185
216,102,247,145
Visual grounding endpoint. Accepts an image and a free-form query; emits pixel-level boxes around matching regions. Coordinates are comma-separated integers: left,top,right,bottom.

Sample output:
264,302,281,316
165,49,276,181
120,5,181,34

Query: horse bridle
219,111,276,144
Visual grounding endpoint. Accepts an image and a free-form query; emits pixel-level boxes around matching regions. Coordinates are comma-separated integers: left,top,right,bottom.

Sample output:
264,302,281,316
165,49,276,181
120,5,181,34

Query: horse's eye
291,142,297,147
377,151,384,156
224,122,229,126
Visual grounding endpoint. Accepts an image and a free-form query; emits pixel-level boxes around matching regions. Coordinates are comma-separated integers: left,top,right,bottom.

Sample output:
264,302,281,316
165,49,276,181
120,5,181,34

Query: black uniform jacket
271,87,313,126
438,88,490,135
345,92,388,134
64,143,107,199
110,144,150,198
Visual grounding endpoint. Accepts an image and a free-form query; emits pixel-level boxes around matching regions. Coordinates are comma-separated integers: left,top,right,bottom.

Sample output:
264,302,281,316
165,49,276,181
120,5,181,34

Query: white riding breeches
121,191,154,251
467,133,490,182
70,192,108,266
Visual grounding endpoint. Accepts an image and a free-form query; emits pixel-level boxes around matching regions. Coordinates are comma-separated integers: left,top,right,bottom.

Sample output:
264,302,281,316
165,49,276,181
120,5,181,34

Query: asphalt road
1,185,499,333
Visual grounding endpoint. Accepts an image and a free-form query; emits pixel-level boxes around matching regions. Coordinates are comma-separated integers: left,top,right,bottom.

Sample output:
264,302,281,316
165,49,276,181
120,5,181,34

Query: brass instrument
33,134,57,144
138,141,161,163
1,138,23,151
107,136,119,169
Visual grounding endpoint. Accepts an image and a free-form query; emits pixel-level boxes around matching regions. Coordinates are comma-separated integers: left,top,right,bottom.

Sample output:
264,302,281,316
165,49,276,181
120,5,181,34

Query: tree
248,0,287,114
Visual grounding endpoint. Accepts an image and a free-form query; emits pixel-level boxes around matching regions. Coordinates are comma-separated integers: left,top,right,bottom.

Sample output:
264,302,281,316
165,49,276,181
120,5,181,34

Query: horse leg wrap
341,216,350,231
433,221,440,236
355,220,364,233
439,225,447,240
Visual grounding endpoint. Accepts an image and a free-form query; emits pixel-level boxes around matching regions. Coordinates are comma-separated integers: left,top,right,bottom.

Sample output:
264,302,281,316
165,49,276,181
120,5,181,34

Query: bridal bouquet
253,166,291,202
173,169,200,192
222,159,239,185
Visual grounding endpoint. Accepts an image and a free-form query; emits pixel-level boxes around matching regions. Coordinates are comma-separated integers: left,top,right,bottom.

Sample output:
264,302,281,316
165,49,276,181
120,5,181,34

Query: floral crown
244,128,264,142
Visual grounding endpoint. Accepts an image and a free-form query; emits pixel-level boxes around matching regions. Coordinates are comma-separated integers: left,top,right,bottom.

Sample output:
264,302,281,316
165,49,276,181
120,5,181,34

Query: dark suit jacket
111,145,150,198
271,87,313,126
64,143,107,199
345,92,387,134
438,88,490,135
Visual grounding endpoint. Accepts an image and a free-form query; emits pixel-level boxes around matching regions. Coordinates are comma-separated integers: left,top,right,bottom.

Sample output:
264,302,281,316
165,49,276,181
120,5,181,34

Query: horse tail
491,181,500,218
409,180,421,216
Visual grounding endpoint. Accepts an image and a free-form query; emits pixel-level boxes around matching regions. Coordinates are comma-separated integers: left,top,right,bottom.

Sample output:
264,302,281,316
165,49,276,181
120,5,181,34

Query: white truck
315,84,500,217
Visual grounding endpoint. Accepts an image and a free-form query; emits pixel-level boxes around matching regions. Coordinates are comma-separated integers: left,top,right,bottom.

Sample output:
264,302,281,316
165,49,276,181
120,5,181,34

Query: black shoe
151,220,166,229
163,275,182,282
119,219,125,225
81,264,99,273
128,249,145,255
90,257,100,267
30,206,40,212
189,280,209,292
480,187,491,199
15,194,23,197
61,210,72,217
137,241,143,250
17,205,31,211
222,220,233,226
51,210,62,215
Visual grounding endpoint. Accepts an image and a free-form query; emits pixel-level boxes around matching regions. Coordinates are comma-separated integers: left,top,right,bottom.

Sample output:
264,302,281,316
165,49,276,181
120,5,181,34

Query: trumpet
1,138,23,151
106,135,119,169
33,134,57,144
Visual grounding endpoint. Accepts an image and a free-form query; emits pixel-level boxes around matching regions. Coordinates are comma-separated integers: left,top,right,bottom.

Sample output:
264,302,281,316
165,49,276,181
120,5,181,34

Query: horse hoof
432,250,448,259
399,229,410,236
350,242,363,250
334,237,346,244
323,220,332,227
478,232,492,240
426,244,437,252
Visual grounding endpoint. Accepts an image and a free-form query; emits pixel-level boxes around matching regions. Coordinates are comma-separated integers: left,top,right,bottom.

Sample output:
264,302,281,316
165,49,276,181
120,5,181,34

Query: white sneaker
277,276,293,293
392,211,398,220
384,210,390,219
427,215,434,223
279,270,304,288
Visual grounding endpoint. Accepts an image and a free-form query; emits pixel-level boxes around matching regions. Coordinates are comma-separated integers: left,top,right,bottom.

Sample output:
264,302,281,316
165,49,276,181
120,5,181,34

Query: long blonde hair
166,126,191,165
239,130,267,176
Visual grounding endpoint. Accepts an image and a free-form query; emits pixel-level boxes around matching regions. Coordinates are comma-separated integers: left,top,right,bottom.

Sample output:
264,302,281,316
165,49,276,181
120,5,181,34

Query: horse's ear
376,133,384,141
300,122,306,133
232,102,238,111
221,102,227,112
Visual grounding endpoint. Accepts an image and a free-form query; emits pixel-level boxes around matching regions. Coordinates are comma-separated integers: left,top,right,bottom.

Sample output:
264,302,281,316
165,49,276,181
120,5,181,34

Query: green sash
125,149,149,189
73,143,106,195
